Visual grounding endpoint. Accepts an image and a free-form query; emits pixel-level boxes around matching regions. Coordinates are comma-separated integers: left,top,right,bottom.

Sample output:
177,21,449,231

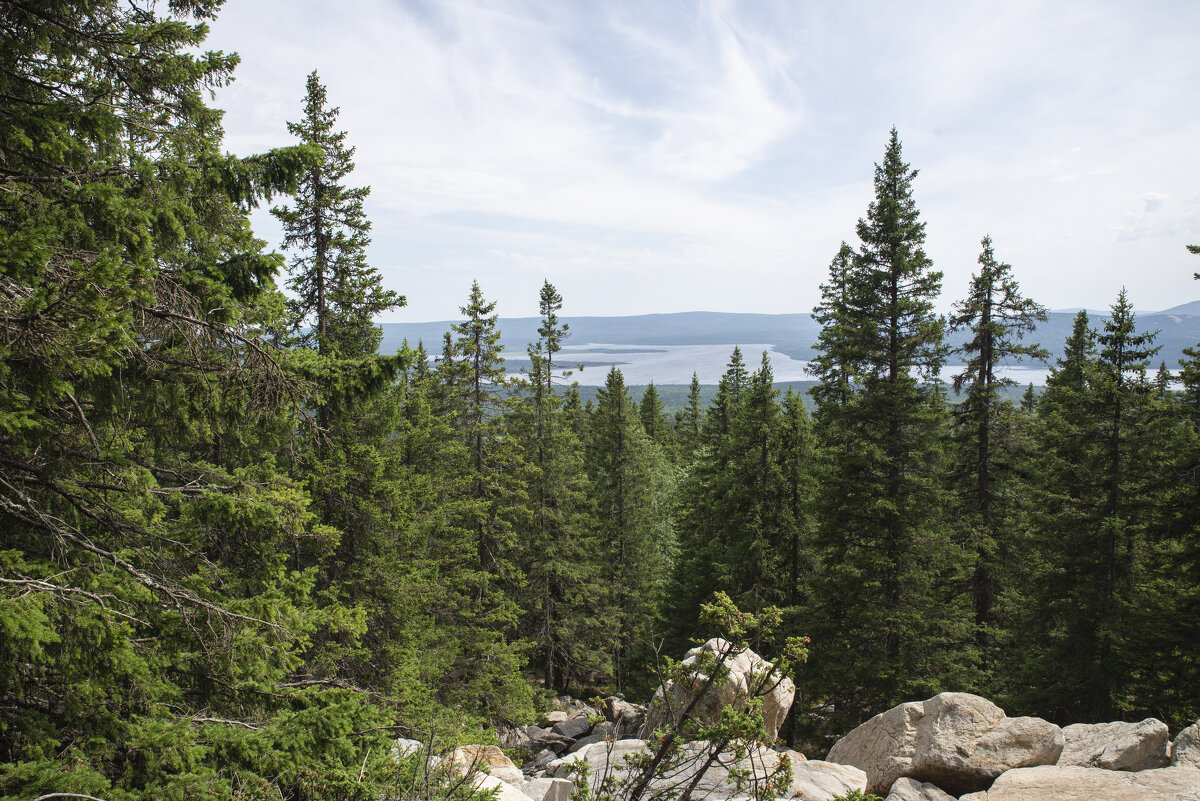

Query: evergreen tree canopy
272,71,403,358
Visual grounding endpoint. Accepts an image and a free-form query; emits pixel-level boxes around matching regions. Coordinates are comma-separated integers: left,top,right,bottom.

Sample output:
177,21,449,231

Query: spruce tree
806,130,969,732
589,366,673,690
0,3,409,796
513,282,606,690
948,235,1047,678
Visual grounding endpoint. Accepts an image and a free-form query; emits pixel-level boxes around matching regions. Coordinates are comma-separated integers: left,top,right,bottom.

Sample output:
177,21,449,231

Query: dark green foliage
272,71,404,358
589,366,676,691
512,282,609,691
805,130,970,735
948,235,1047,683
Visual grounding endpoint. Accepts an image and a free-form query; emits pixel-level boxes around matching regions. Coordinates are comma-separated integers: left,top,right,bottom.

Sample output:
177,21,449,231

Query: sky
204,0,1200,322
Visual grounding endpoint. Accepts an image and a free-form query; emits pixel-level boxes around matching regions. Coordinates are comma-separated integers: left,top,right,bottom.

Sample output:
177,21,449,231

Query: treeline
2,3,1199,800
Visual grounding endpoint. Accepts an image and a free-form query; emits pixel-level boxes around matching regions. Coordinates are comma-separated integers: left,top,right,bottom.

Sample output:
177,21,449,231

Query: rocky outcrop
1173,720,1200,768
958,764,1200,800
786,756,869,801
638,638,795,741
549,739,811,800
446,745,524,785
1057,718,1170,771
474,773,537,801
520,776,575,801
884,777,956,801
825,692,1063,795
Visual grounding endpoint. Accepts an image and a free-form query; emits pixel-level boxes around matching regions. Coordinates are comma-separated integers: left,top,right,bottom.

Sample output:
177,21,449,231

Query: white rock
638,638,795,742
825,692,1063,796
474,773,537,801
1173,720,1200,768
521,777,575,801
785,755,868,801
391,738,422,760
445,745,524,785
550,738,791,800
971,764,1200,800
884,776,956,801
1058,719,1170,771
546,711,569,724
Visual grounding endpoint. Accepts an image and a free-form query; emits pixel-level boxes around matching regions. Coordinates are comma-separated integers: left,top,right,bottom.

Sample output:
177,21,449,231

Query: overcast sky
205,0,1200,322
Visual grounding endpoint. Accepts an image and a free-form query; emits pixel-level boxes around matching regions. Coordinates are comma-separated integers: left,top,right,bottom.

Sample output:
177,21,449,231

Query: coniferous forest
2,3,1198,799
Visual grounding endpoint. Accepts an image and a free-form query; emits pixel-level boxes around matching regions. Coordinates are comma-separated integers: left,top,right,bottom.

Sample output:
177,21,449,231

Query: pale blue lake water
505,343,1055,387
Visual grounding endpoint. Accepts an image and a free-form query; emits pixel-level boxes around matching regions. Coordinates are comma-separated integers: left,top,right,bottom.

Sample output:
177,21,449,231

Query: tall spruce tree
806,130,969,733
0,3,415,796
513,282,606,690
272,71,402,358
589,366,673,690
948,235,1047,679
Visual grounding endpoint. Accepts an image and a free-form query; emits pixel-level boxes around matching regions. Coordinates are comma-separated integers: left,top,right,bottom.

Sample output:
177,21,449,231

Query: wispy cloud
207,0,1200,320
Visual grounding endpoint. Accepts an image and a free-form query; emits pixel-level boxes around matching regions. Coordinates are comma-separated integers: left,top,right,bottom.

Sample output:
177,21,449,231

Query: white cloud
205,0,1200,320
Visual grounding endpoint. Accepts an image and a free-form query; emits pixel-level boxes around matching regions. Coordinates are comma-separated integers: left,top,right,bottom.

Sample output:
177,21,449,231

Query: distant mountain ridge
380,306,1200,372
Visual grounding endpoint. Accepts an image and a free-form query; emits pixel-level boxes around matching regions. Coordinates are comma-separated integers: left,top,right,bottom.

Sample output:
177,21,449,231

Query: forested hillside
2,3,1198,800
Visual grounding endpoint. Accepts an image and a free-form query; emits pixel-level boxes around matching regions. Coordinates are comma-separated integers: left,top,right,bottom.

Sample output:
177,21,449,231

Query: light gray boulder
446,745,524,785
962,764,1200,800
546,710,569,724
825,692,1063,795
550,739,794,800
638,638,795,742
1058,718,1170,771
521,777,575,801
1173,720,1200,767
391,738,422,760
884,776,956,801
474,773,537,801
784,753,868,801
600,696,644,736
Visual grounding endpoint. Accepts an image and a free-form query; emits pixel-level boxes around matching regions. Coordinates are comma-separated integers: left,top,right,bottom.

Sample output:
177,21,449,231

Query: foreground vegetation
1,2,1198,799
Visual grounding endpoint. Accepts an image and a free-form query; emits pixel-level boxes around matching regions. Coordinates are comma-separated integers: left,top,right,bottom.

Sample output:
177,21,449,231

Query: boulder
521,777,576,801
446,745,524,785
884,777,956,801
1173,720,1200,767
522,748,558,774
1058,718,1170,771
548,739,649,783
391,738,422,760
784,755,868,801
546,711,569,724
592,720,618,738
549,739,791,800
567,733,607,754
499,725,531,750
600,696,645,736
551,714,593,741
825,692,1063,795
528,730,575,755
638,638,795,742
474,773,537,801
963,764,1200,800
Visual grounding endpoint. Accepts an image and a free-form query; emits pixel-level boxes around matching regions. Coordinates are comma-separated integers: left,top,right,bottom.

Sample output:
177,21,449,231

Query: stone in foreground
884,776,956,801
474,774,537,801
521,777,575,801
446,745,524,785
638,638,795,741
550,739,796,800
1058,718,1170,771
961,764,1200,800
825,692,1063,795
786,755,868,801
1174,720,1200,768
